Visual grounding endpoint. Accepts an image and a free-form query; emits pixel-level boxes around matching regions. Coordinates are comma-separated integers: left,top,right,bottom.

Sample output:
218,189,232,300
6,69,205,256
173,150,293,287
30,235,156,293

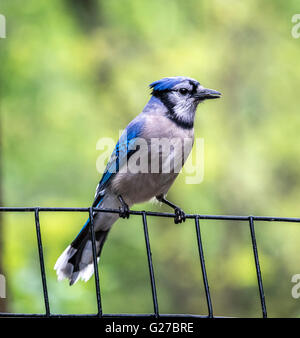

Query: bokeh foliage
0,0,300,317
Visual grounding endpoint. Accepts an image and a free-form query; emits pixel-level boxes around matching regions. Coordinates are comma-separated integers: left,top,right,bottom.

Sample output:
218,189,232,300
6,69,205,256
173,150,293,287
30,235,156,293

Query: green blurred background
0,0,300,317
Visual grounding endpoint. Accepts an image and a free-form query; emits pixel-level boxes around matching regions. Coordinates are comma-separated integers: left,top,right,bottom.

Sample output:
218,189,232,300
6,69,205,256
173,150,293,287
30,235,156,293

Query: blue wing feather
73,117,143,245
93,118,145,206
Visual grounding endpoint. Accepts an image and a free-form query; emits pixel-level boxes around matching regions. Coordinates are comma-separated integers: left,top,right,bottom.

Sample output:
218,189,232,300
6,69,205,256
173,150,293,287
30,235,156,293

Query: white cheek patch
173,99,197,124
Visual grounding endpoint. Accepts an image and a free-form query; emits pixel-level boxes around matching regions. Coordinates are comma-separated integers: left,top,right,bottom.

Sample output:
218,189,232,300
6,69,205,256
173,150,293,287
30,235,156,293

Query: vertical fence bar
34,208,50,317
89,207,102,317
142,211,159,317
249,216,267,318
195,216,213,318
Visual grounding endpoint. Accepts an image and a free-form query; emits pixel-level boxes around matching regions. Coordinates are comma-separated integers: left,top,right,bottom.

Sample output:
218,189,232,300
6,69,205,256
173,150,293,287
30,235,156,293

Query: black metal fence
1,206,299,318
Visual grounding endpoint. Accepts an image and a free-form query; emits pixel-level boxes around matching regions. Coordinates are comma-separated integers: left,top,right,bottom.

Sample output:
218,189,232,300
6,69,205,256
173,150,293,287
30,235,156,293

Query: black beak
194,87,222,100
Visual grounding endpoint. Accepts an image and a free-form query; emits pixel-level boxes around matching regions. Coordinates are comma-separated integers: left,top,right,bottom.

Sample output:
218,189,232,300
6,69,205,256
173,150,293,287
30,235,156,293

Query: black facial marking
153,90,175,114
189,80,198,95
152,88,194,129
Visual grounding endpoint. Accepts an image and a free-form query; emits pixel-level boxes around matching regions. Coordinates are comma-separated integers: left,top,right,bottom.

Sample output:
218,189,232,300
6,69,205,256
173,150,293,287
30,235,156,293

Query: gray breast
110,115,194,205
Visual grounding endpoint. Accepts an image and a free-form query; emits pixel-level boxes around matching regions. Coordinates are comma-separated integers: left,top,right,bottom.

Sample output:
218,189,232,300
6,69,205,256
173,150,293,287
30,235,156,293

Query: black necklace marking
164,111,194,129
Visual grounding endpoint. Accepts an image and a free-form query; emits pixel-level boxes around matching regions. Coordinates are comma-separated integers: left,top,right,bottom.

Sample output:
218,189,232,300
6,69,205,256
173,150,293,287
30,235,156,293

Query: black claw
119,206,130,218
119,207,129,218
174,208,186,224
118,195,130,219
119,203,130,219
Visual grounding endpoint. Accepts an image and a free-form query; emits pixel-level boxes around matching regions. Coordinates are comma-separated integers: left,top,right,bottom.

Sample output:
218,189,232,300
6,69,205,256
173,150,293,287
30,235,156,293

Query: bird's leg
156,195,186,224
118,195,130,219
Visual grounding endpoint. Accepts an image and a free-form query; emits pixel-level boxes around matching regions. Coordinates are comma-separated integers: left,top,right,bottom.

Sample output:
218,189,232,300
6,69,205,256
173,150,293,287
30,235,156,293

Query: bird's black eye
179,88,188,95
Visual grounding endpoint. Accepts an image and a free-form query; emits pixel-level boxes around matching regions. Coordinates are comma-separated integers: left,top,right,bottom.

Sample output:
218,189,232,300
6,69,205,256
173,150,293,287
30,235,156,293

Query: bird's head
149,76,221,128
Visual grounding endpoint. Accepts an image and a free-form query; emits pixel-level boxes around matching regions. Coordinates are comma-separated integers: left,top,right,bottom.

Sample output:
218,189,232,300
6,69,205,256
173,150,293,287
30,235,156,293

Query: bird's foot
119,204,130,219
174,207,186,224
118,195,130,219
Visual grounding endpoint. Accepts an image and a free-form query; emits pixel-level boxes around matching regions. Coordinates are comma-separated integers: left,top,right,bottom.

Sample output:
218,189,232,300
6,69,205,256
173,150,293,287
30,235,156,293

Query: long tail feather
54,209,110,285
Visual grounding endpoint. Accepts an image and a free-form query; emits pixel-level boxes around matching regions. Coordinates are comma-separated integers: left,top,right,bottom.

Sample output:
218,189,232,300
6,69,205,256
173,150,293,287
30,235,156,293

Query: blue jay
55,76,221,285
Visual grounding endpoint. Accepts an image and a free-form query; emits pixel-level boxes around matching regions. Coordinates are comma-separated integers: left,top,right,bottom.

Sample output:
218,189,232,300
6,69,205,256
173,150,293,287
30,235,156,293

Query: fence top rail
0,206,299,223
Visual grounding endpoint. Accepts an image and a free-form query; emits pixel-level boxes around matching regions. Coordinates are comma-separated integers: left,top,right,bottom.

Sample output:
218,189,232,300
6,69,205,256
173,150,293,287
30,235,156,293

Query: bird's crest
149,77,187,92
